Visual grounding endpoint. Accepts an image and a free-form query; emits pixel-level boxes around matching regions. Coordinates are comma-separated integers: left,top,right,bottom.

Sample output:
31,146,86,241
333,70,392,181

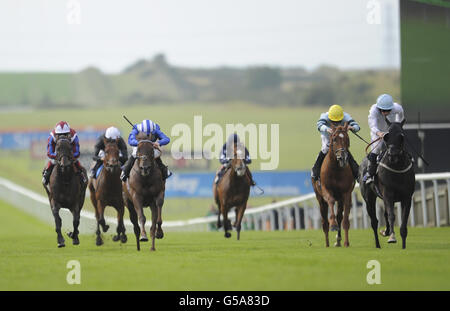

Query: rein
365,137,383,155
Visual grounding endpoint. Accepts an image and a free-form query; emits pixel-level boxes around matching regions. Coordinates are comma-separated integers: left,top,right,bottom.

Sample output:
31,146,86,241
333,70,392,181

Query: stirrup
120,171,127,182
363,173,374,184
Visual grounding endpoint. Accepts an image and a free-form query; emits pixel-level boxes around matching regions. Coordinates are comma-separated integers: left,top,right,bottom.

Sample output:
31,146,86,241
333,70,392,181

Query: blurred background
0,0,448,221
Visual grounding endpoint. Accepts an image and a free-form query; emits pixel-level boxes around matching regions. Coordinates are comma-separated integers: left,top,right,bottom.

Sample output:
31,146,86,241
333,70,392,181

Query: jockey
120,119,172,181
363,93,405,184
89,126,128,178
214,133,256,186
311,104,360,181
42,121,88,186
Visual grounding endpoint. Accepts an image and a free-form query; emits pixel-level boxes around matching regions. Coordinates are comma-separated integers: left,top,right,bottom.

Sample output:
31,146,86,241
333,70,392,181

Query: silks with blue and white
128,121,170,147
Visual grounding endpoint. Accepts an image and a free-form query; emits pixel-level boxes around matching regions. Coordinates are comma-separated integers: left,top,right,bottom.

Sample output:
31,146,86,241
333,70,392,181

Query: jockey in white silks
362,93,405,184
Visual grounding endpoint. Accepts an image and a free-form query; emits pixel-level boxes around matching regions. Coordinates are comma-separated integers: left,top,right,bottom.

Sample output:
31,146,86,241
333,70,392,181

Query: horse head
55,137,74,174
330,122,350,168
103,137,120,173
384,118,406,165
231,142,247,177
136,133,155,177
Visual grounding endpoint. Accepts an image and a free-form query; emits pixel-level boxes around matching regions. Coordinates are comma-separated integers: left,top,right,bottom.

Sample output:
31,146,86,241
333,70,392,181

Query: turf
0,200,449,291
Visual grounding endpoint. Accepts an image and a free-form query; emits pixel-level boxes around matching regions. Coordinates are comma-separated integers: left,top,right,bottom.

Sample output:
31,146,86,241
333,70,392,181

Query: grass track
0,200,449,291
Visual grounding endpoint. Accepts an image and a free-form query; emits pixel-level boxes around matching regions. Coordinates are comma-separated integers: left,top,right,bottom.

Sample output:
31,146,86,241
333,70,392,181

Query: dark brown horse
88,138,127,246
43,137,87,247
312,123,355,247
122,133,165,251
359,119,415,248
213,142,251,240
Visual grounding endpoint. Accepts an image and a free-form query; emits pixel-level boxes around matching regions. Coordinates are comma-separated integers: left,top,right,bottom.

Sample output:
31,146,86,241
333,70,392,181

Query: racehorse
213,142,251,240
312,123,355,247
88,138,127,246
122,133,165,251
43,137,87,247
359,119,415,249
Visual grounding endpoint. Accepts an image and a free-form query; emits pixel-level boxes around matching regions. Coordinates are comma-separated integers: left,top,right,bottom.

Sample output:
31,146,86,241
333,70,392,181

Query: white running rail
0,173,449,233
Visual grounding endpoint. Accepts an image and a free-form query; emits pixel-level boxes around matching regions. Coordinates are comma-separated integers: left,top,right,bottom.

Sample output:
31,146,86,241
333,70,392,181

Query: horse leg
327,197,338,231
133,199,148,242
380,208,391,237
400,197,412,249
126,199,140,251
342,194,351,247
365,190,380,248
98,202,109,233
384,198,397,243
118,203,127,243
235,203,247,241
334,201,343,247
319,198,329,247
51,205,65,248
112,203,126,243
155,194,164,240
149,204,158,251
222,203,232,238
69,207,80,245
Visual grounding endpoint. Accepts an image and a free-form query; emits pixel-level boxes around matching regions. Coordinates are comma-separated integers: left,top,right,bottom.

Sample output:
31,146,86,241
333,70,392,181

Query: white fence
0,173,449,234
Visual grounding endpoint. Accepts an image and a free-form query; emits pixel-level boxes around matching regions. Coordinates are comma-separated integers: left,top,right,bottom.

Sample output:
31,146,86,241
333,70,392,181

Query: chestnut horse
122,133,165,251
88,138,127,246
43,137,87,247
312,123,356,247
213,142,251,240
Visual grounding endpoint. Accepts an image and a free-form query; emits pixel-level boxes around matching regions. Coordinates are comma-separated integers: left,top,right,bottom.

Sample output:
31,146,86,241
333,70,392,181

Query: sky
0,0,400,73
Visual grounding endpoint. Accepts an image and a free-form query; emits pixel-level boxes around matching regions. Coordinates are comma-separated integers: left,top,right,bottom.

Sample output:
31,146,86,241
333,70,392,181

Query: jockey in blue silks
214,133,255,186
120,119,172,181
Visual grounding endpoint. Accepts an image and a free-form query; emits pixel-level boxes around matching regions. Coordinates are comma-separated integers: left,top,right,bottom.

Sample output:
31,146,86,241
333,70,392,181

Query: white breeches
132,146,161,158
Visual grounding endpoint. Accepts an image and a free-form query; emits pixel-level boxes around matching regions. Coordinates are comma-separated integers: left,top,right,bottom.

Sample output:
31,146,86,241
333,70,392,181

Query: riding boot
215,163,229,185
120,155,136,182
42,163,54,185
75,161,88,185
311,151,326,181
246,168,256,186
363,152,378,184
90,159,103,178
348,152,360,180
155,157,172,179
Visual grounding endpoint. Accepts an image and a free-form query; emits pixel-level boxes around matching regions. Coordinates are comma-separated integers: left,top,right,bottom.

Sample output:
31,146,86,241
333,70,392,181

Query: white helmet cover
105,126,121,139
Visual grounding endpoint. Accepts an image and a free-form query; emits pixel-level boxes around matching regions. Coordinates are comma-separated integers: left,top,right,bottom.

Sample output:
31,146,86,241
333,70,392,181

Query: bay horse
312,123,355,247
43,137,87,247
359,119,415,249
122,133,165,251
88,138,127,246
213,142,251,240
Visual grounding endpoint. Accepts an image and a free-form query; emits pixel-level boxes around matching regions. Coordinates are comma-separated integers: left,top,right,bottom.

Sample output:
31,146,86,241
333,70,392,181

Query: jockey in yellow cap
311,105,361,181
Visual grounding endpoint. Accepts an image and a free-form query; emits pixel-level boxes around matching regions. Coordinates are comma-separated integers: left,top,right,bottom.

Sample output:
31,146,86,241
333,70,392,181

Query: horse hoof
224,232,231,238
380,229,389,237
96,239,103,246
334,242,341,247
120,235,128,243
388,238,397,243
330,225,339,232
156,230,164,239
112,235,120,242
103,225,110,233
58,243,65,248
72,238,80,245
140,236,148,242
